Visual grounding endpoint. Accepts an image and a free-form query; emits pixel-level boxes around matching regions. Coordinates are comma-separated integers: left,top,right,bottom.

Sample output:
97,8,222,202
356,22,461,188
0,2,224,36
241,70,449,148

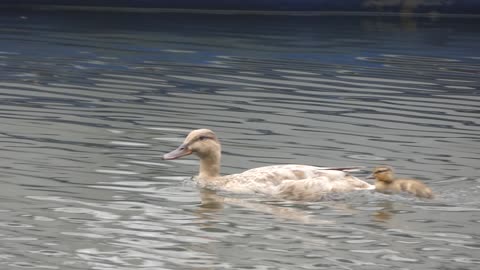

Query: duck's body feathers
195,164,373,200
375,178,433,199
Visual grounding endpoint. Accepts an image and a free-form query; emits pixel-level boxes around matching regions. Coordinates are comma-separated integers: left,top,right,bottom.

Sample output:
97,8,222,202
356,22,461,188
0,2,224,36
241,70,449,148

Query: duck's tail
318,166,365,172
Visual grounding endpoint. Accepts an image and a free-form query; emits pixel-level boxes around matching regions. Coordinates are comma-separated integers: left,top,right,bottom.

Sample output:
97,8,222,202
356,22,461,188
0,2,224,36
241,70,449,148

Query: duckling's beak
163,144,192,160
366,173,375,179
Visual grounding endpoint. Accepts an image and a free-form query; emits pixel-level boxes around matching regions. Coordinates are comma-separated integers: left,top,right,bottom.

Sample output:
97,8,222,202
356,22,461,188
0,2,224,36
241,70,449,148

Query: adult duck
368,166,434,199
163,129,374,201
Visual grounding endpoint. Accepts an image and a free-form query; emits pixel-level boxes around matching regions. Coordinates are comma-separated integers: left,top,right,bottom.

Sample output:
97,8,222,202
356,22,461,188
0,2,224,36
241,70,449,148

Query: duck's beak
163,144,192,160
366,173,375,179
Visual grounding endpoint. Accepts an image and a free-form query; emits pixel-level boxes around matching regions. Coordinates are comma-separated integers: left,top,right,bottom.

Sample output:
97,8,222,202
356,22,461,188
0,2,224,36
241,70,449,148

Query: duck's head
368,166,395,183
163,129,221,160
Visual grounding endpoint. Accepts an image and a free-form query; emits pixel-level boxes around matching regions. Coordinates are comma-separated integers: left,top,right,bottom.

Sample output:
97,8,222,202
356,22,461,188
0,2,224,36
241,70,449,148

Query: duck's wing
223,165,369,187
216,165,372,197
239,165,365,179
275,175,374,201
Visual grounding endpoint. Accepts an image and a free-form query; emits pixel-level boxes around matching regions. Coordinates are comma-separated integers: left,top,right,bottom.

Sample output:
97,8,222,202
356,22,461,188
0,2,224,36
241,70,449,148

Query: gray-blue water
0,10,479,269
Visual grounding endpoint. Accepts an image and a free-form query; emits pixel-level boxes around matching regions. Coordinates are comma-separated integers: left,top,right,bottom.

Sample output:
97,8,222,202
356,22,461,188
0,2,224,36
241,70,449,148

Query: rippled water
1,10,479,270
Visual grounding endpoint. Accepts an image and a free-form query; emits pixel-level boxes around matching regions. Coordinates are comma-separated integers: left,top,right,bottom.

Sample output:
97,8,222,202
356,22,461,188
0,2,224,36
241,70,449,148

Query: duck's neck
198,152,221,179
375,180,390,190
377,172,395,184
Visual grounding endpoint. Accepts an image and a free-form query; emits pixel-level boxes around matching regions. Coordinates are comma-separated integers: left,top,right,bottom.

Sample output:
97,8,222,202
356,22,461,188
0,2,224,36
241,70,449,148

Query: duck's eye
199,136,208,141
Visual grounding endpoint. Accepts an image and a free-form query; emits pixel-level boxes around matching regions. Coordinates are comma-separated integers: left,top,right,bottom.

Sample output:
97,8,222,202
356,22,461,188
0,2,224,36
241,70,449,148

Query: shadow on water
0,9,479,270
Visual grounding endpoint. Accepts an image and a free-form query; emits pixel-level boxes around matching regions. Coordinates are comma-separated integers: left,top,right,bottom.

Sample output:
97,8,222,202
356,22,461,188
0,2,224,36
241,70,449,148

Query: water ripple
0,11,479,270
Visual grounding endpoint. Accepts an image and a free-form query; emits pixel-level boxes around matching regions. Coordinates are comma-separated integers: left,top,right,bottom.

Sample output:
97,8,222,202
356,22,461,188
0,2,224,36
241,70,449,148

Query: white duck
163,129,374,201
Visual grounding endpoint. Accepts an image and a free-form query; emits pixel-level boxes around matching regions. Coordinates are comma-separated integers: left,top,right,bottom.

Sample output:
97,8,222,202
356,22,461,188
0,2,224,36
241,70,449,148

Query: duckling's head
369,166,395,183
163,129,221,160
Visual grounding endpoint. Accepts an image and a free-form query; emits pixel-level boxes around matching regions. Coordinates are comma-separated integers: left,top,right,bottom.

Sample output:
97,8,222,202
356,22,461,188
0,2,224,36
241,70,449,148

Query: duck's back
229,165,355,184
203,165,373,200
394,179,434,199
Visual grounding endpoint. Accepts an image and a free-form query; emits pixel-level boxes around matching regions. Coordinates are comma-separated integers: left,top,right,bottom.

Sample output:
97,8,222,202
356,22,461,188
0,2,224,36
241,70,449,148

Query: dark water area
0,10,479,270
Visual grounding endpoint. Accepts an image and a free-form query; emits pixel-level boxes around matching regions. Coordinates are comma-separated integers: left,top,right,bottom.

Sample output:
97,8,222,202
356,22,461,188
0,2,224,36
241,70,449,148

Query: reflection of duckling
369,166,433,199
163,129,374,201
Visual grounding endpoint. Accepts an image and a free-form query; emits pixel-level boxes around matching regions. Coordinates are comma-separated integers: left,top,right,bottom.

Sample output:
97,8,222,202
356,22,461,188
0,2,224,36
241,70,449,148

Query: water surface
0,10,479,270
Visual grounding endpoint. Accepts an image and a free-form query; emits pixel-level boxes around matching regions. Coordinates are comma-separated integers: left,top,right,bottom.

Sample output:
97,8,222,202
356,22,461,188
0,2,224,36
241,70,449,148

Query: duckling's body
163,129,374,201
370,166,433,199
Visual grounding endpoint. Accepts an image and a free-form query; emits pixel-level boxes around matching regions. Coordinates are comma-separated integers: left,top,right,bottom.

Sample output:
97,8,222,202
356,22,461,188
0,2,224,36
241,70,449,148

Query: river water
0,10,479,270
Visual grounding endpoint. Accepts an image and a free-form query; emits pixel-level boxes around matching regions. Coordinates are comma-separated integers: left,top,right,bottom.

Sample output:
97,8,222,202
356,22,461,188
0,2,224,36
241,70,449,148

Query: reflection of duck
197,190,316,223
163,129,374,201
369,166,433,199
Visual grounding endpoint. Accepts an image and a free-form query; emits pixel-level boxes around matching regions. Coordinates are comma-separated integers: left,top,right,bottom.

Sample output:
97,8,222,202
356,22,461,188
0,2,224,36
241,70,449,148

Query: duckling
369,166,433,199
163,129,374,201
